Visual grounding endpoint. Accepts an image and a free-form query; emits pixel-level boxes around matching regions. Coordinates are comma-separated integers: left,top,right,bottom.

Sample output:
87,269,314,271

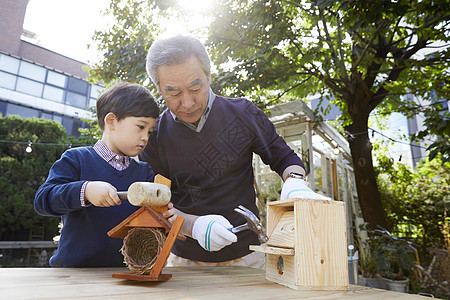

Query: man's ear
104,112,118,130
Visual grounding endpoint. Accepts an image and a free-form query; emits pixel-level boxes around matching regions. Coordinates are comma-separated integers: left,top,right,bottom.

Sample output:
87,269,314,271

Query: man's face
157,55,210,125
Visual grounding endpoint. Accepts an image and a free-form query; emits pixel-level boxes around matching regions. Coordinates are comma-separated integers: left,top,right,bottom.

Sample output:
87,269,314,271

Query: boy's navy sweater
34,147,155,267
140,96,304,262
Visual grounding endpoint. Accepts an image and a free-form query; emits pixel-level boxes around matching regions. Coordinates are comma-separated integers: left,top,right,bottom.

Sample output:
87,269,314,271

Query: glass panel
62,116,74,136
71,118,82,137
43,85,64,102
67,77,88,94
53,114,63,124
41,112,53,120
90,84,104,98
89,98,96,108
16,77,43,97
0,54,20,74
62,116,82,137
6,103,39,118
18,61,46,82
0,101,7,116
65,91,87,108
47,70,66,87
0,71,17,89
313,151,323,189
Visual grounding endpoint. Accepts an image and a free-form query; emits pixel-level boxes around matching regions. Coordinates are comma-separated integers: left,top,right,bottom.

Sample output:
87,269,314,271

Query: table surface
0,266,430,300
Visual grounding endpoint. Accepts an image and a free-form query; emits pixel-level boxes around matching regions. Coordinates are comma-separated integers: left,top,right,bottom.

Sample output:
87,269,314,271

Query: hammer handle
117,192,128,200
230,223,248,234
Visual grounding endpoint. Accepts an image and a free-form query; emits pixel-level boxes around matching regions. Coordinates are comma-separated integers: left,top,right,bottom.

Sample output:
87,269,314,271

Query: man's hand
192,215,238,252
85,181,122,207
162,202,177,223
281,178,330,200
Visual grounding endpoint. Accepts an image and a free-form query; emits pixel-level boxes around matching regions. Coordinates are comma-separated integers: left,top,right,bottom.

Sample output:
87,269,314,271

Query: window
6,103,39,118
0,101,6,116
16,77,43,97
43,85,64,102
0,71,16,89
41,112,53,120
90,84,103,99
67,77,88,94
62,116,82,137
0,54,20,74
53,115,63,124
89,98,97,108
47,70,66,87
18,61,46,82
66,91,87,108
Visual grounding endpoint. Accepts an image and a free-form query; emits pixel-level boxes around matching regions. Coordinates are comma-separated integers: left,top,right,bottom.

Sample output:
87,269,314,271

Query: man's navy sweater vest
140,96,303,262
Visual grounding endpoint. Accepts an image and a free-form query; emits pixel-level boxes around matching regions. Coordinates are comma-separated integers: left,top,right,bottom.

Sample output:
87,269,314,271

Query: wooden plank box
250,198,348,290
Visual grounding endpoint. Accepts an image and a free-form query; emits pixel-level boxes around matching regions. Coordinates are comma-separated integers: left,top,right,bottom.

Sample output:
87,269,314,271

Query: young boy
34,82,160,267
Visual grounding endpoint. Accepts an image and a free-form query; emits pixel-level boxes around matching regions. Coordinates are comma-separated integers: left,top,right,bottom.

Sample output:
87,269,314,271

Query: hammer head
234,205,268,243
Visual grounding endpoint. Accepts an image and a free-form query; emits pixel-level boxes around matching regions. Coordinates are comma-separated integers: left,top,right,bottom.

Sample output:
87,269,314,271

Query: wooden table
0,266,429,299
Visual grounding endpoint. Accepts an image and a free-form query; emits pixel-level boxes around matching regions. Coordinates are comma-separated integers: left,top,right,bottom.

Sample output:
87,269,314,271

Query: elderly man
139,34,326,269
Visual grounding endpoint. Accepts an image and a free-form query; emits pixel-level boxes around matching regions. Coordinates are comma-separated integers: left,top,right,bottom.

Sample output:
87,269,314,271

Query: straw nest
121,227,166,275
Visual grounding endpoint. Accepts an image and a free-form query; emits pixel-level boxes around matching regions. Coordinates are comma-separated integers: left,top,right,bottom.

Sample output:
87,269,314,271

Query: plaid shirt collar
93,140,130,171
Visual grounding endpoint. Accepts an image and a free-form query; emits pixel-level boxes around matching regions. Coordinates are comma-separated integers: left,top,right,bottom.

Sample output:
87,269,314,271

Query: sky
22,0,213,64
23,0,111,63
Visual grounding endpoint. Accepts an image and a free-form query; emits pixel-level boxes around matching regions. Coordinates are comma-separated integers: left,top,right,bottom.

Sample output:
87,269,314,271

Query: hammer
117,182,171,212
230,205,268,243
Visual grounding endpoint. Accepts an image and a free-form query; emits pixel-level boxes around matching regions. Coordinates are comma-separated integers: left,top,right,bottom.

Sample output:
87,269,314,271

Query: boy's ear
104,112,118,130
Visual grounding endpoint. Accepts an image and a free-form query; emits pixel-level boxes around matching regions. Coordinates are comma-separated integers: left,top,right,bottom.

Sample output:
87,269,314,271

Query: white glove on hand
281,178,331,200
192,215,238,252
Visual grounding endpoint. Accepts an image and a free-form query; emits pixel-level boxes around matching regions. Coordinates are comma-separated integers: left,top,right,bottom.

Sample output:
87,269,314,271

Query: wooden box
251,198,348,290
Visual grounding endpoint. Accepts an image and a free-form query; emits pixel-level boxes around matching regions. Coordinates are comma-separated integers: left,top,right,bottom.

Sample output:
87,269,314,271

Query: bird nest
121,227,166,275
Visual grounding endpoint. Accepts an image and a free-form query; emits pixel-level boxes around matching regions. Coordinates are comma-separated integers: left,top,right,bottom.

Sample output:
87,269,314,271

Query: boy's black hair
96,82,159,130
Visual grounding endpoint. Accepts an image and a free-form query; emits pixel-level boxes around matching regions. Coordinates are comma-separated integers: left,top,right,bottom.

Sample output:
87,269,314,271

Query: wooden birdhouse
107,175,185,281
251,198,348,290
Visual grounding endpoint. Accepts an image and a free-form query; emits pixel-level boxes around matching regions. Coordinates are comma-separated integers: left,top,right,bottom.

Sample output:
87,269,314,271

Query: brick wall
0,0,29,55
0,0,87,79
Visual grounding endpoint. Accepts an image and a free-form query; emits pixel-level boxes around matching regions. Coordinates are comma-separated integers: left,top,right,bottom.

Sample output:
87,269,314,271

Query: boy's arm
34,151,88,216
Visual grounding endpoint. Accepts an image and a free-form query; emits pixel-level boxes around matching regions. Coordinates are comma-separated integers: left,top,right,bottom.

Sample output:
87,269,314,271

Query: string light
25,140,32,153
0,139,92,148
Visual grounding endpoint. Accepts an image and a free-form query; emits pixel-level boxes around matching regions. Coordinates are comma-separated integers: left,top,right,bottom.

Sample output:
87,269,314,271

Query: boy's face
108,116,156,157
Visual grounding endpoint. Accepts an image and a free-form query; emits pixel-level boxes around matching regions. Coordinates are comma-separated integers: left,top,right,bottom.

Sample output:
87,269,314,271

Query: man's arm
163,205,198,237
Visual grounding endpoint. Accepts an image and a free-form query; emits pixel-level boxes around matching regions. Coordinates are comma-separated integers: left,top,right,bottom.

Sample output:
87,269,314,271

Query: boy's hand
162,202,177,223
85,181,122,207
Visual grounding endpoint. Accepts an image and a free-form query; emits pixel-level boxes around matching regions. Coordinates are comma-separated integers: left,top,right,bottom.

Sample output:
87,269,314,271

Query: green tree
413,105,450,164
0,116,68,240
376,152,450,250
87,0,450,229
87,0,175,89
205,0,449,229
0,116,95,241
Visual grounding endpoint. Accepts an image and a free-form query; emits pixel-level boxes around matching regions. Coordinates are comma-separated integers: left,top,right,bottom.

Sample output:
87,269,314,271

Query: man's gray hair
146,34,211,88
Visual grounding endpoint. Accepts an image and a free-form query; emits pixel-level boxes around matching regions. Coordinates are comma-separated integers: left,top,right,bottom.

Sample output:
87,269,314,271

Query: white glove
192,215,238,252
281,178,331,200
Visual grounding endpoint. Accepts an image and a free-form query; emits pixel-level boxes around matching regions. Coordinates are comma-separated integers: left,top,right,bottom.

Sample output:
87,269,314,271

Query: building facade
0,0,102,136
